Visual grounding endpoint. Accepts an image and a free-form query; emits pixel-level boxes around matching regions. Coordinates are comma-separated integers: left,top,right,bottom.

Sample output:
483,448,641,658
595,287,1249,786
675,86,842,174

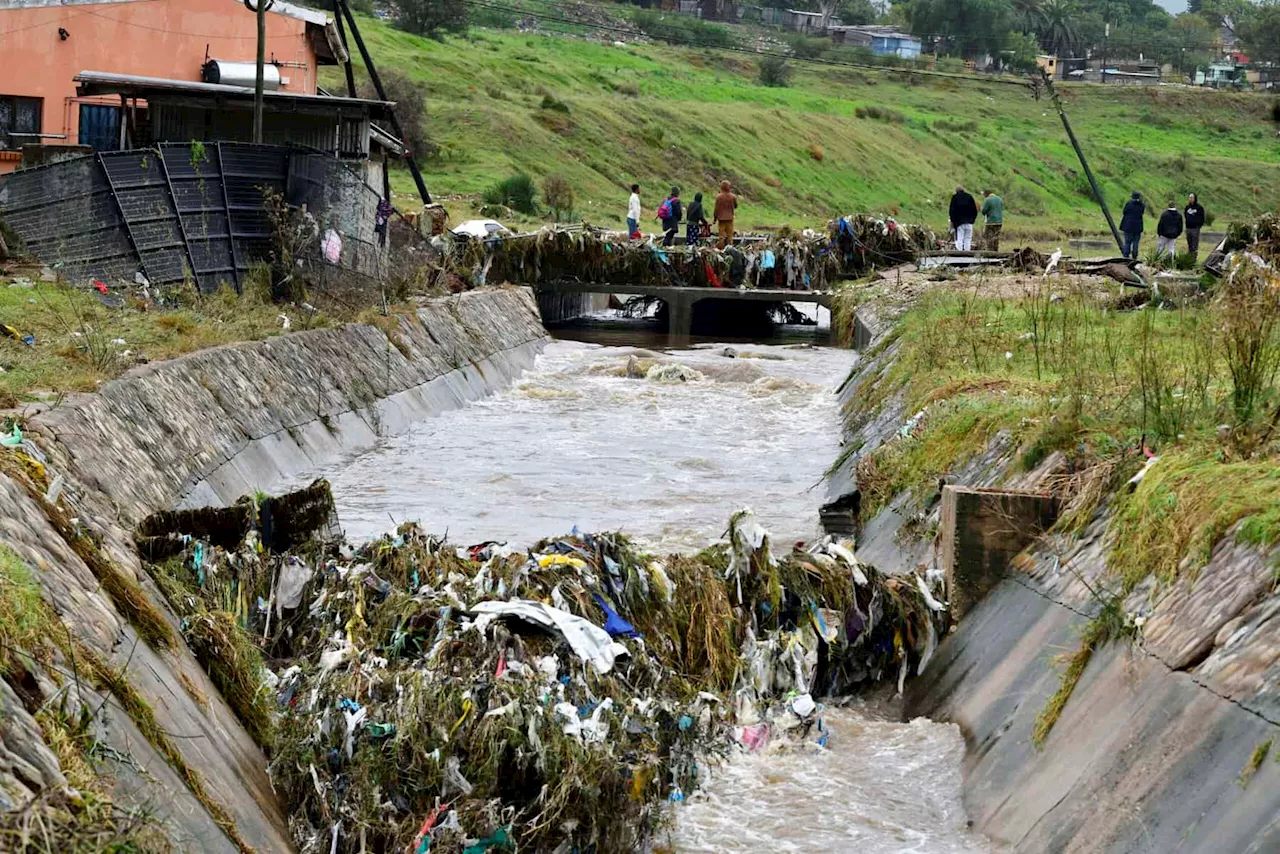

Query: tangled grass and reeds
445,215,936,292
138,499,947,854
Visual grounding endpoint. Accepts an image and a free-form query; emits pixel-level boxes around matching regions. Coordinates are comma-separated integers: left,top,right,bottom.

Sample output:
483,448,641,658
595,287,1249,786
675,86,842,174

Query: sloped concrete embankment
829,311,1280,853
1,287,547,851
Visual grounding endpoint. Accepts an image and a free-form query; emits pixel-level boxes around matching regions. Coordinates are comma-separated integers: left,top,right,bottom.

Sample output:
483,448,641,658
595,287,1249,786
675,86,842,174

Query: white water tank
202,60,281,90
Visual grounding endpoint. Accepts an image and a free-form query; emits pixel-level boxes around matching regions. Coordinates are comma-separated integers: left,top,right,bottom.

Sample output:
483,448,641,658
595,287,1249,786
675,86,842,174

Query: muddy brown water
285,327,994,853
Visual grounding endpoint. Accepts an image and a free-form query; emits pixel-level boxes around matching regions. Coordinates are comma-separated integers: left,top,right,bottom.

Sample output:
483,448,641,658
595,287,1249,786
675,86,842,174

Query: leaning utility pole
336,0,432,205
1038,69,1125,254
245,0,274,143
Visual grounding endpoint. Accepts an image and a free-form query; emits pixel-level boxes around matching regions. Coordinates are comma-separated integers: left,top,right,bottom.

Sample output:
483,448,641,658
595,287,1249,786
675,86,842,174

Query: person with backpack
1156,199,1183,260
685,192,709,247
1184,193,1206,261
948,185,978,251
627,183,641,239
657,186,682,247
1120,191,1145,260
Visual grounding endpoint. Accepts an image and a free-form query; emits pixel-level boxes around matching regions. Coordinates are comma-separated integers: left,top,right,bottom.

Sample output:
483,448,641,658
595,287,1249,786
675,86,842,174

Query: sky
1155,0,1188,13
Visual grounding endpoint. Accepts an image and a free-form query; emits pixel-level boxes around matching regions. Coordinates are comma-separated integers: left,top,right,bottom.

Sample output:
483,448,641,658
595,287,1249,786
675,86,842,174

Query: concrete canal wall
0,287,548,851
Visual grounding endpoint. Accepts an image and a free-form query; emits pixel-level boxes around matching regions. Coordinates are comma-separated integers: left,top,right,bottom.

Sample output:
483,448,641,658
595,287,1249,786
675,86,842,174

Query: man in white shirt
627,184,641,239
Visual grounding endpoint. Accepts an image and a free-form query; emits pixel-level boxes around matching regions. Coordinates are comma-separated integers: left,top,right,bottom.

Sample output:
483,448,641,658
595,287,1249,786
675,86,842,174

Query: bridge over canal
535,281,833,339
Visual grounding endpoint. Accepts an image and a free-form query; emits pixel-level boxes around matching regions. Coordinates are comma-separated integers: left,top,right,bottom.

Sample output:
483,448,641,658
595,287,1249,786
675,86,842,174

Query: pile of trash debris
140,488,948,854
444,216,936,292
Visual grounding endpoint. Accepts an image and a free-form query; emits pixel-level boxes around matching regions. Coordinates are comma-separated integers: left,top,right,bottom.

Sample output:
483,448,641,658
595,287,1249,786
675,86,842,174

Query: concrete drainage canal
258,332,994,853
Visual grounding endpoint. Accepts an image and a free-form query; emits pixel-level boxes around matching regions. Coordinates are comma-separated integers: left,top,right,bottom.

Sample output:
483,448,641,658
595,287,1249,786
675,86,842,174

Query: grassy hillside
332,15,1280,239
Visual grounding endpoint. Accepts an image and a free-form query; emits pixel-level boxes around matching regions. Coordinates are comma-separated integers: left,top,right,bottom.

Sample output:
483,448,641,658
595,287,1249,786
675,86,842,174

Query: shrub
933,118,978,134
631,8,735,48
616,81,640,97
389,0,467,37
1172,251,1198,271
1172,150,1193,172
855,105,904,123
540,93,570,114
758,56,792,87
543,174,575,221
786,34,828,59
483,173,538,215
360,72,435,161
807,142,824,161
469,1,516,28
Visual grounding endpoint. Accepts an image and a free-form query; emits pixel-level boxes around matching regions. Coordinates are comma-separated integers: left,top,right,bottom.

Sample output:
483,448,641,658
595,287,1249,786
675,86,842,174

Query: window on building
0,95,43,148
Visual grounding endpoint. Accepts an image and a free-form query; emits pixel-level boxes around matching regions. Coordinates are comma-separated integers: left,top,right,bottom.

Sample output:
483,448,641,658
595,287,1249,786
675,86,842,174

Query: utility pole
1039,69,1125,253
245,0,275,143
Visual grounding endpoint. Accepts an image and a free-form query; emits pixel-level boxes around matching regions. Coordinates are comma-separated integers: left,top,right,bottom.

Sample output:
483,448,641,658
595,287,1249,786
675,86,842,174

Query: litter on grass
138,486,948,854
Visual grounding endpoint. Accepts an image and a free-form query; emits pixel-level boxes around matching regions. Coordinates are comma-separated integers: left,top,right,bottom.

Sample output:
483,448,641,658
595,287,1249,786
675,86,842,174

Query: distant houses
830,25,923,58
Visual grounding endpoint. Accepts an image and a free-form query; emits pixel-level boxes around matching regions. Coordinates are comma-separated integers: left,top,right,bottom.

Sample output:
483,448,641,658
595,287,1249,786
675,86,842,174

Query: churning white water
289,334,993,853
307,339,854,552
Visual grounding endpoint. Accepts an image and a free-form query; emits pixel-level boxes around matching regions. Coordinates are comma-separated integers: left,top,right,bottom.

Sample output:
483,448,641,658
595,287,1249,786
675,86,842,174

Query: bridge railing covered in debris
447,215,938,292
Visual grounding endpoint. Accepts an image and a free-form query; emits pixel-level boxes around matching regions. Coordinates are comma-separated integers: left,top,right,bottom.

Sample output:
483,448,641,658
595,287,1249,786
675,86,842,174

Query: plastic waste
592,592,640,638
0,425,22,447
275,556,313,616
470,599,629,674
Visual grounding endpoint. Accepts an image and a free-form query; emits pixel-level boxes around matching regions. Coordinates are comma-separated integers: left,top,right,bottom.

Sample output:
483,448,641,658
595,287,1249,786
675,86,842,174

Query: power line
463,0,1034,87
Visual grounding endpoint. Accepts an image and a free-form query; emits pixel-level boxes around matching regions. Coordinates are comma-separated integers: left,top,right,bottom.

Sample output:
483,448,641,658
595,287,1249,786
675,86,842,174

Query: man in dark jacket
949,185,979,251
1119,191,1145,260
659,186,682,247
1156,200,1183,260
1184,193,1206,260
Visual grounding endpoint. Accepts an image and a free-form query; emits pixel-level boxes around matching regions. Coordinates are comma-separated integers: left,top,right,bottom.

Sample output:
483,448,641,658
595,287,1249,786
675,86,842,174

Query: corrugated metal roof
74,71,393,118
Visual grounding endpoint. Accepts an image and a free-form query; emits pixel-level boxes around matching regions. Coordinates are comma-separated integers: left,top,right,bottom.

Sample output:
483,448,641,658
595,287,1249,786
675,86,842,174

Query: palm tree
1013,0,1045,32
1040,0,1079,56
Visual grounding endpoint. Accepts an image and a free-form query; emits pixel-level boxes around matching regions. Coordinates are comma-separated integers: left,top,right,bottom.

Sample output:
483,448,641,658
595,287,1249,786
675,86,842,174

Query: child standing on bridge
627,184,641,239
685,192,708,246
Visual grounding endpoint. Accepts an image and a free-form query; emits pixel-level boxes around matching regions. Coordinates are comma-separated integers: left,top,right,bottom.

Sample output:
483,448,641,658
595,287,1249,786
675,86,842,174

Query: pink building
0,0,344,172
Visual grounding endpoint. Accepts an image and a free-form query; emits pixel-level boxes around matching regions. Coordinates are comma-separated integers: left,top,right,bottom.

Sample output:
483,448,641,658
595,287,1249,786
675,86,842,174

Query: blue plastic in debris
592,593,640,639
338,698,362,713
678,715,694,731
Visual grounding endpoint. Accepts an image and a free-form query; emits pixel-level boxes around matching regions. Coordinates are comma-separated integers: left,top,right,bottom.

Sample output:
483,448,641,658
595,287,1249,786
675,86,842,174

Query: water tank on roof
202,60,281,90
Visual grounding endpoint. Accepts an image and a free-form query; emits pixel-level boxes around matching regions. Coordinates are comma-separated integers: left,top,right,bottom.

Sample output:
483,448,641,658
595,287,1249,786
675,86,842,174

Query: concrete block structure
938,485,1058,621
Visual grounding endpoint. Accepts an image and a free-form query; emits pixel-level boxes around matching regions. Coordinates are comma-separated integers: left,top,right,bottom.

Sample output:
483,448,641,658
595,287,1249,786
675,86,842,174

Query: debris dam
3,284,1278,852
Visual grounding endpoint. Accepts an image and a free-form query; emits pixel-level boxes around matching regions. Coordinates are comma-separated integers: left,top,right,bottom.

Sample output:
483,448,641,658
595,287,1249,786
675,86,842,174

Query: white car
452,219,512,239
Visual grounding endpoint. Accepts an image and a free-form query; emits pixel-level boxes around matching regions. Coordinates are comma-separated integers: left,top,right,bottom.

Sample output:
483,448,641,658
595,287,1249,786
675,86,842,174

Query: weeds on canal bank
844,219,1280,586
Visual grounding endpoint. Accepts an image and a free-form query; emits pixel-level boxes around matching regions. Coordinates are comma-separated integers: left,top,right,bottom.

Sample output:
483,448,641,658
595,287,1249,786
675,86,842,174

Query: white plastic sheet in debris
470,599,628,674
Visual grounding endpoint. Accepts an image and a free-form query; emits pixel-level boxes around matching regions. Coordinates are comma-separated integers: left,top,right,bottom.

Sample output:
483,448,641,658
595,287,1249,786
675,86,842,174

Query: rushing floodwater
296,332,992,853
312,338,854,551
670,704,992,853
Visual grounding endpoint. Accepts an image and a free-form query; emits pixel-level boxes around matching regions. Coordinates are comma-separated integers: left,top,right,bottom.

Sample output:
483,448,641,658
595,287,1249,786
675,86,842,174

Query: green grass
1241,738,1272,787
0,273,305,404
336,15,1280,238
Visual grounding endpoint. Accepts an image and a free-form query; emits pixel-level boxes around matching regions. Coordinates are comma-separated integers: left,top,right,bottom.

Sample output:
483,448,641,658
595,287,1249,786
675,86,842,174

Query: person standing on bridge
948,185,978,252
627,183,642,240
657,186,682,247
980,189,1003,251
1156,199,1183,261
714,180,737,249
1120,191,1145,260
685,192,708,246
1184,193,1206,261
